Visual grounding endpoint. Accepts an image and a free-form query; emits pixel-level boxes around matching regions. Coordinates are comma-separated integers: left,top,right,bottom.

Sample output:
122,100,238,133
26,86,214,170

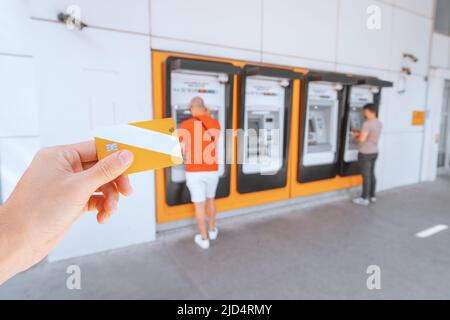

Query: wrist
0,201,31,284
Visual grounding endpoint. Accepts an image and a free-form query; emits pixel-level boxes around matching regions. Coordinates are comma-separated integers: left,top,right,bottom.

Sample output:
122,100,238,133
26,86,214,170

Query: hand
0,141,134,284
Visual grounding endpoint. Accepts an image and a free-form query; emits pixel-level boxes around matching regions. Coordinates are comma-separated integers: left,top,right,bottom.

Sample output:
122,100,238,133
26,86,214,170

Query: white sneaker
352,198,370,206
208,227,219,241
194,234,210,250
370,197,377,203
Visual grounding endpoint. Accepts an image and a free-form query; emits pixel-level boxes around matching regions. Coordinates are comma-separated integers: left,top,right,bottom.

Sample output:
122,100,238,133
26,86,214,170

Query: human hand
0,141,134,283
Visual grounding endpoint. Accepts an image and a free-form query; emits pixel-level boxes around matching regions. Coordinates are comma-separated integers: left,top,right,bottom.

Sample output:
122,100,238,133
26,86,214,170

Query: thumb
82,150,134,190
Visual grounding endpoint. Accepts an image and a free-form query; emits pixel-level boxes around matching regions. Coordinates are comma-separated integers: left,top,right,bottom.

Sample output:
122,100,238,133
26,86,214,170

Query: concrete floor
1,176,450,300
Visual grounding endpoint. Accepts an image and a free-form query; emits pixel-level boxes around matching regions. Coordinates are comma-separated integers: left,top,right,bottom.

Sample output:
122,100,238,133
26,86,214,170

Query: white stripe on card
95,124,182,158
415,225,448,238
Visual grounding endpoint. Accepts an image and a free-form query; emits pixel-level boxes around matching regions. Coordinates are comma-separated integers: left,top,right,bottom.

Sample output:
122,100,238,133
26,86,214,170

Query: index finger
69,141,98,163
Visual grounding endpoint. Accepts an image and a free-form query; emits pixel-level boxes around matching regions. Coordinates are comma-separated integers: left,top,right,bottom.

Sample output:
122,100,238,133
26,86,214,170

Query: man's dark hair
363,103,377,114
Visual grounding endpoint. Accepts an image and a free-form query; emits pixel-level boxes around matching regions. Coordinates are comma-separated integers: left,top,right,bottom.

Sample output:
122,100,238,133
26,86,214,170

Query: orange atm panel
152,51,241,223
153,51,303,223
153,51,367,223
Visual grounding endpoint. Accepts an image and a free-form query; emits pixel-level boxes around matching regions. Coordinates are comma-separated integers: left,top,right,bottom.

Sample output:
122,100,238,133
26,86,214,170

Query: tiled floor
1,176,450,299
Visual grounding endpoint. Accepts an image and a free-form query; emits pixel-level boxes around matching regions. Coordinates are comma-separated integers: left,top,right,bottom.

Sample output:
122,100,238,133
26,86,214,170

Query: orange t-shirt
178,115,221,172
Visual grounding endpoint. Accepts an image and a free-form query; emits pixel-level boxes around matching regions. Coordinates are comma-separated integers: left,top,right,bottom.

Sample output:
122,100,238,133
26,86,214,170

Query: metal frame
237,65,301,194
164,57,238,206
297,71,357,183
438,80,450,174
338,76,393,177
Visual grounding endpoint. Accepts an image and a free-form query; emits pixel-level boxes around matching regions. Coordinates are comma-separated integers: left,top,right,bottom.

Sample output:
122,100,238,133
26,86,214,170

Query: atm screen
309,118,315,132
247,118,261,158
308,118,317,145
174,107,191,126
347,110,363,150
307,105,332,151
349,112,362,130
248,119,261,131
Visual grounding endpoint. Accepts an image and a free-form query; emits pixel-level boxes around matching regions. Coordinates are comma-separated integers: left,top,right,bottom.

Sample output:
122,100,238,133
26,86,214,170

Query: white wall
28,0,150,34
431,33,450,68
263,0,339,65
0,0,40,203
0,0,34,55
150,0,434,191
29,1,156,261
1,0,156,260
0,0,438,259
0,56,40,200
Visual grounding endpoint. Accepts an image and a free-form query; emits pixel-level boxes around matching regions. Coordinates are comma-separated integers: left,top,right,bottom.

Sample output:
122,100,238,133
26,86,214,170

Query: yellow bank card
94,118,183,174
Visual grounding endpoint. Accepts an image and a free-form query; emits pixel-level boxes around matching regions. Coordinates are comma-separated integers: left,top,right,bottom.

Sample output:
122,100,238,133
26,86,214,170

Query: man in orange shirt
179,97,221,249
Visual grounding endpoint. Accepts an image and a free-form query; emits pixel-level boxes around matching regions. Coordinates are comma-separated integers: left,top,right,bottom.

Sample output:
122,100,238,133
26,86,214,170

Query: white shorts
185,171,220,203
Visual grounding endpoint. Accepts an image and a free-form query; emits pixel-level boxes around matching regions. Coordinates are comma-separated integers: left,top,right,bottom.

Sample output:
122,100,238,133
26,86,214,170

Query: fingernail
102,210,112,223
98,215,106,224
125,186,133,196
119,150,133,165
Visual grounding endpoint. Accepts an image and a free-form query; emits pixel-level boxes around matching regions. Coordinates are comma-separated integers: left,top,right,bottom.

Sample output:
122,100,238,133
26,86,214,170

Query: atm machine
238,65,301,193
338,77,393,176
164,57,237,205
298,71,357,183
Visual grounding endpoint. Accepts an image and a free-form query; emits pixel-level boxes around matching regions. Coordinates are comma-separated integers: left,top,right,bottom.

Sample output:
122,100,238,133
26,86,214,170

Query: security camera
57,12,88,30
279,79,290,88
217,74,229,84
402,67,412,75
370,87,380,94
403,53,418,63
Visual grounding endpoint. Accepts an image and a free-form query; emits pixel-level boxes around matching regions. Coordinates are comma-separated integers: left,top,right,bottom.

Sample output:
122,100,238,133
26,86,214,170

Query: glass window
435,0,450,36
